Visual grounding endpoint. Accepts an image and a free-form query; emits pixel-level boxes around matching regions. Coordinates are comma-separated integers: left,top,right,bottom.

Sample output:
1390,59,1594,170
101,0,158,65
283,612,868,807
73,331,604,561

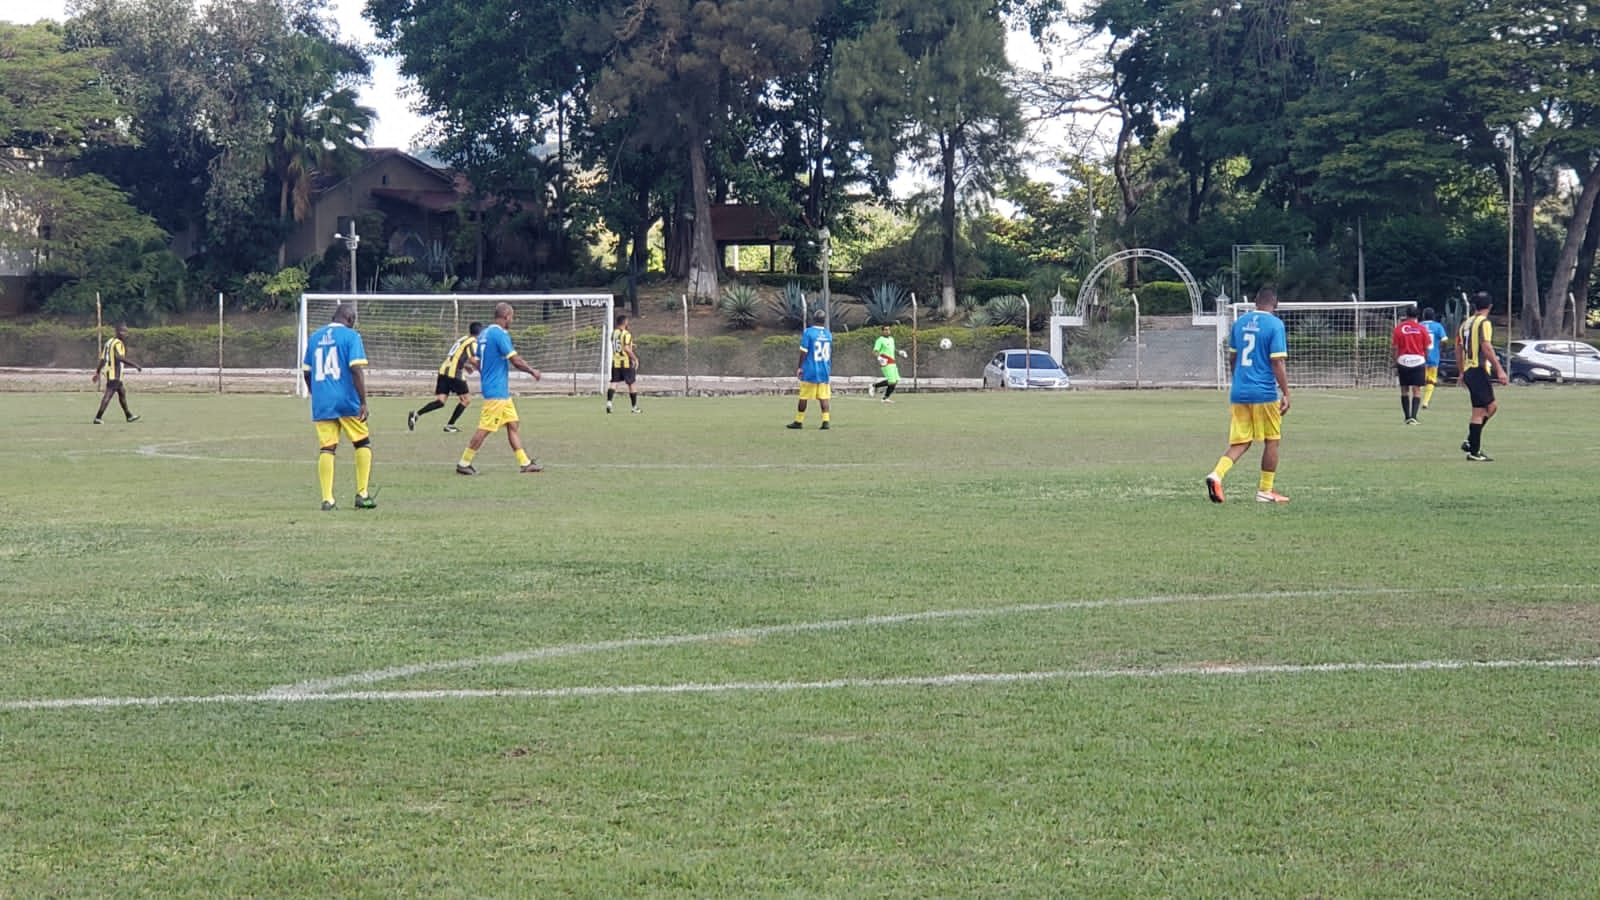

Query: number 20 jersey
1228,310,1287,404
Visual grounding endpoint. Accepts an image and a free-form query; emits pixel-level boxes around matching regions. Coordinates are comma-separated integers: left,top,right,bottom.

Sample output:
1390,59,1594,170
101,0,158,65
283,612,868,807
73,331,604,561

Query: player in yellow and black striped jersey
409,322,483,433
1453,292,1507,461
93,324,142,424
606,313,641,413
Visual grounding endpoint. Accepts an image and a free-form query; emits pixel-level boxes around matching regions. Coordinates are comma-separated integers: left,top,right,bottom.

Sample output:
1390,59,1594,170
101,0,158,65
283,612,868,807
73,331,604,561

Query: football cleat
1255,490,1290,503
125,414,140,423
320,500,337,511
443,424,460,433
881,398,893,404
455,464,478,475
1205,473,1225,504
1405,418,1418,425
605,402,613,414
867,384,875,398
631,406,642,414
819,421,830,430
519,461,544,473
786,422,803,429
1461,440,1471,453
92,418,103,425
354,494,376,510
1466,452,1494,462
407,411,418,431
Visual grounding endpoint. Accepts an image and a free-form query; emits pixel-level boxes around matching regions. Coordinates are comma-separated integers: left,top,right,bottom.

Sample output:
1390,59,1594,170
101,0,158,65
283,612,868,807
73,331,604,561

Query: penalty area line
6,656,1600,712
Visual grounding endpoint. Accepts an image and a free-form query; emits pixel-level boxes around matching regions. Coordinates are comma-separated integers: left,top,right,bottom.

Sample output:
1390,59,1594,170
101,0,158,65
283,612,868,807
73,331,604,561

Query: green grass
4,386,1600,897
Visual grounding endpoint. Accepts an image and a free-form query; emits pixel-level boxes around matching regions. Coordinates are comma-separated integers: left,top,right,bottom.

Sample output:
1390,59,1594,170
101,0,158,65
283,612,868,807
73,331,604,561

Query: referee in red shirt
1392,305,1430,425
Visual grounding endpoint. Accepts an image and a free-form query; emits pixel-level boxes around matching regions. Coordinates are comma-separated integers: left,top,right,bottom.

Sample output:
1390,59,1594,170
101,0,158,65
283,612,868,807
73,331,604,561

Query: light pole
818,226,831,330
333,225,360,294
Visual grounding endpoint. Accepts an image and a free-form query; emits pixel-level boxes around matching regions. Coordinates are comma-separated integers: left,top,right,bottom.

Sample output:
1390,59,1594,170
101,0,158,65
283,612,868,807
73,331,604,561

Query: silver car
1508,340,1600,383
982,350,1071,389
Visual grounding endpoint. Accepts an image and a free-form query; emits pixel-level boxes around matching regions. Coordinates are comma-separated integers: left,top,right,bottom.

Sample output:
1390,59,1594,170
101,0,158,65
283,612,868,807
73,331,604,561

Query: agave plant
863,282,909,325
768,282,808,329
719,283,762,330
984,294,1029,327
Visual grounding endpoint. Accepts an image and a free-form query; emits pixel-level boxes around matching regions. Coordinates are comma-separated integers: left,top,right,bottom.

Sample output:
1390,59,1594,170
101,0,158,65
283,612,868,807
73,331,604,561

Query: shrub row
0,322,297,369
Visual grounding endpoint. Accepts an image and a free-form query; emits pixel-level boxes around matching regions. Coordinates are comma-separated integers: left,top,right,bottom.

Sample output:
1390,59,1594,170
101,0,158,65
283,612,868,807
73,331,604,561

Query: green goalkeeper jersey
873,335,896,366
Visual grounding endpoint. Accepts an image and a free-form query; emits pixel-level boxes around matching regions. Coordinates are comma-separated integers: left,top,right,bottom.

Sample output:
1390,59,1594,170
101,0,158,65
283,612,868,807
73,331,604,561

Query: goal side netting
296,293,614,397
1227,300,1415,388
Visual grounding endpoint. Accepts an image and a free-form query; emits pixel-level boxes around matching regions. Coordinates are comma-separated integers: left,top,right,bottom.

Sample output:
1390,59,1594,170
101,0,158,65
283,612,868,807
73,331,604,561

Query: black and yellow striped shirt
438,334,477,379
611,328,635,369
1458,314,1494,373
98,337,126,381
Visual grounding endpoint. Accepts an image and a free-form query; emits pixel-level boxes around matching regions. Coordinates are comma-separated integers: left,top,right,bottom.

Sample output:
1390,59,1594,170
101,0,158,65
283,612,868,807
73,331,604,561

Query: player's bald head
1254,288,1278,310
494,302,515,322
332,303,356,325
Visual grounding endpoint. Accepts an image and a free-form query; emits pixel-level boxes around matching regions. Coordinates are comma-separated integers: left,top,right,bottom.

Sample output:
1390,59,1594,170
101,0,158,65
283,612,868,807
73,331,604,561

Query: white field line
5,583,1598,713
6,657,1600,712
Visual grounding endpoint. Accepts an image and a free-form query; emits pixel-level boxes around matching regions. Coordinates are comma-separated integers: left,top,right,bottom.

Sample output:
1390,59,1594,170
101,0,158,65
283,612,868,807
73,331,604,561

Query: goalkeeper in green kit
869,325,901,402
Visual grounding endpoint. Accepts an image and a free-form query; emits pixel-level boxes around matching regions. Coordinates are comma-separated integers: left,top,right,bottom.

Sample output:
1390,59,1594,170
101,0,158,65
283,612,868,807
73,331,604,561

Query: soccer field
5,387,1600,896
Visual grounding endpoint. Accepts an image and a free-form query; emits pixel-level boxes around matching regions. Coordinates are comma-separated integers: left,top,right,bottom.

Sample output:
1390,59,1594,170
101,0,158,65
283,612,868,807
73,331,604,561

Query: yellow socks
515,449,531,467
1211,456,1235,481
458,447,477,467
1259,471,1276,493
318,451,335,503
354,446,372,496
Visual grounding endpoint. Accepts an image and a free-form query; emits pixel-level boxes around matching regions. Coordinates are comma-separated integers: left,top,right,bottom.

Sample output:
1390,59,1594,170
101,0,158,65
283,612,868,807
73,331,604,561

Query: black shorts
1397,363,1426,387
1463,368,1495,408
434,374,470,396
102,378,124,391
610,366,636,386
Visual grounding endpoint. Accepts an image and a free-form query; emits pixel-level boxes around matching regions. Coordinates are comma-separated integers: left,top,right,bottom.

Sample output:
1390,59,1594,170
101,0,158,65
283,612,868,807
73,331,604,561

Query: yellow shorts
1228,402,1282,444
477,398,520,433
1425,365,1439,385
799,382,831,401
314,416,369,448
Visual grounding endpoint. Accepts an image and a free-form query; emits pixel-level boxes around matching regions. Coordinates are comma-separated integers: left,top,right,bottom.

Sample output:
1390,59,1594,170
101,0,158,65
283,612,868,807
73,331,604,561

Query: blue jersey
476,324,516,399
1424,320,1449,366
302,323,367,420
799,325,833,384
1229,310,1287,404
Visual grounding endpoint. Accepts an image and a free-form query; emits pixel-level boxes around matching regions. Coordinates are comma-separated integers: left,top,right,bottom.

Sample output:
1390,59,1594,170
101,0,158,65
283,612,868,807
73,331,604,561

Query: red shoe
1205,474,1224,503
1255,490,1289,503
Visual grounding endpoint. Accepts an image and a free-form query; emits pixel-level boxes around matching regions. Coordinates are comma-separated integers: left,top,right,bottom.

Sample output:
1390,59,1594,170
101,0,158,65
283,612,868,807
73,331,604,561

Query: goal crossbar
296,292,614,397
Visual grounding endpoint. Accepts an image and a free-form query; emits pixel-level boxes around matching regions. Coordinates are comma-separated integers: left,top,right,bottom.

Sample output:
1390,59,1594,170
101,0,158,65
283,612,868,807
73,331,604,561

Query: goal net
1227,300,1415,388
296,293,614,397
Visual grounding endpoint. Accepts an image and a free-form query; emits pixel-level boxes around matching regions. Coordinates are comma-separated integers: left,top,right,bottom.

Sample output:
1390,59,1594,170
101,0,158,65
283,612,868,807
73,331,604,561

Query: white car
982,350,1072,389
1508,340,1600,383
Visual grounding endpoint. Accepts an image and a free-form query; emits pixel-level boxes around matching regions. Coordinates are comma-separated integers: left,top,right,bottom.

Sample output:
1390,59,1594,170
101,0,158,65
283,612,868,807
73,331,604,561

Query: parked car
982,350,1071,389
1436,345,1565,384
1507,340,1600,383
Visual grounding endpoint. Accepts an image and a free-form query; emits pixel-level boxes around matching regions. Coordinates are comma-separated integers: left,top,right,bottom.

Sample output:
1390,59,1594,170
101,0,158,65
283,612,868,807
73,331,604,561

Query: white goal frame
1227,299,1415,388
295,292,614,397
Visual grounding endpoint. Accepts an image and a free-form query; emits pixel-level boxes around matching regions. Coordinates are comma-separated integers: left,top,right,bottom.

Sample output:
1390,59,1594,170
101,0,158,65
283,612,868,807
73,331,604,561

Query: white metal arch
1072,248,1210,324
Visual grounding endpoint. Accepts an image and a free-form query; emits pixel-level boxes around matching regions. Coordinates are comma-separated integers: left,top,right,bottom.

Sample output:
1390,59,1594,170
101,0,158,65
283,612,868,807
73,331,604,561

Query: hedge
0,322,298,368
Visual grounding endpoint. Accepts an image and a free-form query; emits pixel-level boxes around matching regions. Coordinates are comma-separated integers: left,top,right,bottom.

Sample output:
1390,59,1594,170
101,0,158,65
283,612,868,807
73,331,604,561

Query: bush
0,321,298,368
1133,281,1191,315
959,278,1030,304
769,282,808,330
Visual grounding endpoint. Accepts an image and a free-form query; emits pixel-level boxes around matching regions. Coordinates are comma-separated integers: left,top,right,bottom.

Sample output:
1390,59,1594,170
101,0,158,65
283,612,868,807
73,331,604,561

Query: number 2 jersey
1228,310,1287,404
302,322,368,420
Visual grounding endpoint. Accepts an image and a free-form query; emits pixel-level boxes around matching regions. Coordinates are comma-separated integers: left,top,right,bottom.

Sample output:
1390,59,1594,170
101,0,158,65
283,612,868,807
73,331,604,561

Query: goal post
296,293,614,397
1227,300,1415,388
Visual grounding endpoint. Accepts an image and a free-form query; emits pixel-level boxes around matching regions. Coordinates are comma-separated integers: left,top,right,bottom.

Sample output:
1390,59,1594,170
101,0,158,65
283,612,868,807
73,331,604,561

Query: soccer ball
939,337,953,350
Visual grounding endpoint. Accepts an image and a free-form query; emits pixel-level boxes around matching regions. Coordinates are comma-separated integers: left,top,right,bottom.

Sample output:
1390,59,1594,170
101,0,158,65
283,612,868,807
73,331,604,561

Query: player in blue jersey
301,303,374,511
1205,287,1291,503
787,308,833,430
456,302,543,475
1421,307,1450,410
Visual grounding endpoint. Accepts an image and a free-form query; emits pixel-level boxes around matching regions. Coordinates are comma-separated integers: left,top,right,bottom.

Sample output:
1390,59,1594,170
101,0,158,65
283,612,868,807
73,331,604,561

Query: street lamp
818,226,831,330
333,225,360,295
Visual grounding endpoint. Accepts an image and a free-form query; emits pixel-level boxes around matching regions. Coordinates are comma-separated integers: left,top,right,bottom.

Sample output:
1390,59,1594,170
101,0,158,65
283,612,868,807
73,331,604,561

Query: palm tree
266,38,375,268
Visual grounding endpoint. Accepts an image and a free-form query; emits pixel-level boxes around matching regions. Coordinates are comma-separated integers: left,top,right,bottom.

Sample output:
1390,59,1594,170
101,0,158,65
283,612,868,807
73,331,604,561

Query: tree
581,0,827,302
265,34,373,267
831,0,1023,316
